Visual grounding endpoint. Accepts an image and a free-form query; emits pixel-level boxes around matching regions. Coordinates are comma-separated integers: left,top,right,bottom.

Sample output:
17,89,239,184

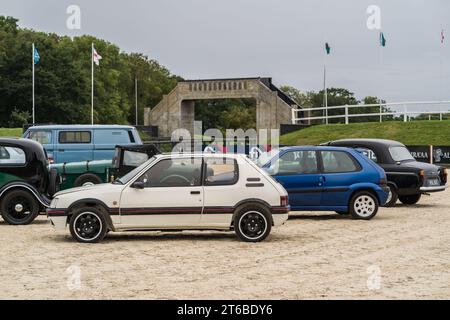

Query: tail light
379,177,387,186
280,195,289,207
47,156,54,164
418,169,425,186
442,168,448,184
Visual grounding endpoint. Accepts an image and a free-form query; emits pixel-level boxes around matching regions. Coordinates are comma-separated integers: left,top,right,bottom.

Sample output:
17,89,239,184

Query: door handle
318,176,325,186
190,191,201,195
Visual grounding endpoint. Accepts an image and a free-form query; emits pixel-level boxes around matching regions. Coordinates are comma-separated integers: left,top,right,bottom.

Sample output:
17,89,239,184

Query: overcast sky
1,0,450,105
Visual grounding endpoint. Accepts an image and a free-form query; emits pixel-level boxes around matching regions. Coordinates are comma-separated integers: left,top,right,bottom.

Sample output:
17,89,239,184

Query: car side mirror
131,181,145,189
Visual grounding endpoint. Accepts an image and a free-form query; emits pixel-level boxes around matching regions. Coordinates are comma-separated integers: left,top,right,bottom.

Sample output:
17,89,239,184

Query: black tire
69,207,107,243
385,184,398,207
349,191,379,220
335,211,349,215
234,203,272,242
73,173,103,187
0,190,40,225
399,194,422,205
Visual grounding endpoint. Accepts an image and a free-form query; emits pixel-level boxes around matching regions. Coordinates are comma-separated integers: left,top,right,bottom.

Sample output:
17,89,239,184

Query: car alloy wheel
353,195,376,218
73,212,103,242
238,211,267,241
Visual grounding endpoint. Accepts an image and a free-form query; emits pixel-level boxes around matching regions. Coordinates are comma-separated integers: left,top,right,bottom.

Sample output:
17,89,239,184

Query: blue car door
319,150,362,207
271,150,323,209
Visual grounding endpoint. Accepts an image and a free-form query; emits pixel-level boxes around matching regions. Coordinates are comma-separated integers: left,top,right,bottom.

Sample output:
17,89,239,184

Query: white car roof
155,153,247,160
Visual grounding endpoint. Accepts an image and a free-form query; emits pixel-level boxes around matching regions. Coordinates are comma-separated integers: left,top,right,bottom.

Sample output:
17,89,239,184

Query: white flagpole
32,43,35,124
135,77,138,126
324,65,328,125
91,43,94,125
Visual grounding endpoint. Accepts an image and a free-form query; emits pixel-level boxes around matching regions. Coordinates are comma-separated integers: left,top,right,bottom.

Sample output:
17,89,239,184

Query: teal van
22,125,142,164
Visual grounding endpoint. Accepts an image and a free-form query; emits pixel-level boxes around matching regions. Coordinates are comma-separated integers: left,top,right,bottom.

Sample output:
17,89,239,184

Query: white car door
201,157,241,228
118,157,204,229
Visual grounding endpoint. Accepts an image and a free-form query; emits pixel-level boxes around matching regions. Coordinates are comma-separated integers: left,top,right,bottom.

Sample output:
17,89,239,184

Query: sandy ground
0,189,449,300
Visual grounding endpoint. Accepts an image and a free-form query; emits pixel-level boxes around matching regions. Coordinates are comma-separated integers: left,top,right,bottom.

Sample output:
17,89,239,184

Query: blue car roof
26,125,136,130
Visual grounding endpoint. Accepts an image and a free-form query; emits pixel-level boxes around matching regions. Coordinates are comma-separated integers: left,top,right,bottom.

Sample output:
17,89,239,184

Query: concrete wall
145,78,296,137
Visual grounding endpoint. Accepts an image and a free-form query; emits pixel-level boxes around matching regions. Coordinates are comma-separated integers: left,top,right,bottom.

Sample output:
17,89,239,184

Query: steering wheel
159,174,191,185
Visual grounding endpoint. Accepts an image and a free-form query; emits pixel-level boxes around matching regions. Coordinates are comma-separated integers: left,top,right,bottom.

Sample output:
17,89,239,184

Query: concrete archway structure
144,77,298,136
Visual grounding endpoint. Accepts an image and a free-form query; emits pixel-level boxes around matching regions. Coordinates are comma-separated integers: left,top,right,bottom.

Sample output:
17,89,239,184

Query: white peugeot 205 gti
47,153,289,243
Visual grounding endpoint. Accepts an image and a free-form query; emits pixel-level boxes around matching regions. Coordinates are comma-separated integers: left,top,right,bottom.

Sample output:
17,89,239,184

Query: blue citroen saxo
257,146,389,220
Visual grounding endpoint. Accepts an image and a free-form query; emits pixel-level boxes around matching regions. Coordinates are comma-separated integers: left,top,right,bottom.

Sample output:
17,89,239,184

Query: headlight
50,198,59,208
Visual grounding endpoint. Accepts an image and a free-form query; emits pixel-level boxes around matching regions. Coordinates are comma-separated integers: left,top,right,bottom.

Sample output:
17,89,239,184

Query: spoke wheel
353,195,376,217
349,191,379,220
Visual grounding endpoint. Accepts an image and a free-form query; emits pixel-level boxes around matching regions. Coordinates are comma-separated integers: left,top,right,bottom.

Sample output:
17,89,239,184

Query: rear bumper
376,186,390,206
420,184,448,192
272,213,289,226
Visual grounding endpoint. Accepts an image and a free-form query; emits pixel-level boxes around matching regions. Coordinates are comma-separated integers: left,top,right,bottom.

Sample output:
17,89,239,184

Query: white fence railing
292,100,450,125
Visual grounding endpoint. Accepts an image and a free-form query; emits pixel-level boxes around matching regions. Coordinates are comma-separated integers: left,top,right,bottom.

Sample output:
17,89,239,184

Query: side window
59,131,91,144
272,150,319,175
138,158,202,187
94,130,131,144
0,146,26,165
321,151,360,173
357,148,378,163
204,158,239,186
29,131,52,144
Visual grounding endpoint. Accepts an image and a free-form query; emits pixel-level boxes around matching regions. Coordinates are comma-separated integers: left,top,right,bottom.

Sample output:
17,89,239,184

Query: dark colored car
50,144,161,189
258,146,389,220
0,138,59,225
323,139,448,206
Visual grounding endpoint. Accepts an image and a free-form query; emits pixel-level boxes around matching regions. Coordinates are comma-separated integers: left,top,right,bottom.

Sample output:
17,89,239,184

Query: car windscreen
389,146,415,162
116,156,156,184
256,149,279,167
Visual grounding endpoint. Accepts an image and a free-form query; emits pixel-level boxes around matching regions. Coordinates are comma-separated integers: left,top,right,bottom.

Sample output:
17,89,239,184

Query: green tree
0,16,179,127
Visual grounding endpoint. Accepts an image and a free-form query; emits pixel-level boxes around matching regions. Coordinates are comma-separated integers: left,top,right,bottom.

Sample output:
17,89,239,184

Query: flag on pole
92,47,102,66
325,42,331,55
441,29,445,44
33,47,40,65
379,32,386,47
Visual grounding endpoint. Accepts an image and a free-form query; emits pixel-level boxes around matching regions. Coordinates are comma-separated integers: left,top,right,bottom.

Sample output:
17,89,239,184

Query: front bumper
46,208,68,230
420,184,448,192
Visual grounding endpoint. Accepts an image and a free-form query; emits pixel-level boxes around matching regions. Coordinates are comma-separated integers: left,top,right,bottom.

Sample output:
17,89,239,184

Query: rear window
0,146,26,165
59,131,91,144
389,146,415,162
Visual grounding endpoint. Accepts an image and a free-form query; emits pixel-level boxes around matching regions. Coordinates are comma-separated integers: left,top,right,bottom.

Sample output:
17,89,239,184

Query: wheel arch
231,198,274,226
66,198,115,231
0,183,49,208
348,186,380,204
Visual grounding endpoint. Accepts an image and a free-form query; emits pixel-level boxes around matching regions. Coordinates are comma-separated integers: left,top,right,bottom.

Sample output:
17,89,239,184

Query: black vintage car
324,139,448,206
0,138,60,225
